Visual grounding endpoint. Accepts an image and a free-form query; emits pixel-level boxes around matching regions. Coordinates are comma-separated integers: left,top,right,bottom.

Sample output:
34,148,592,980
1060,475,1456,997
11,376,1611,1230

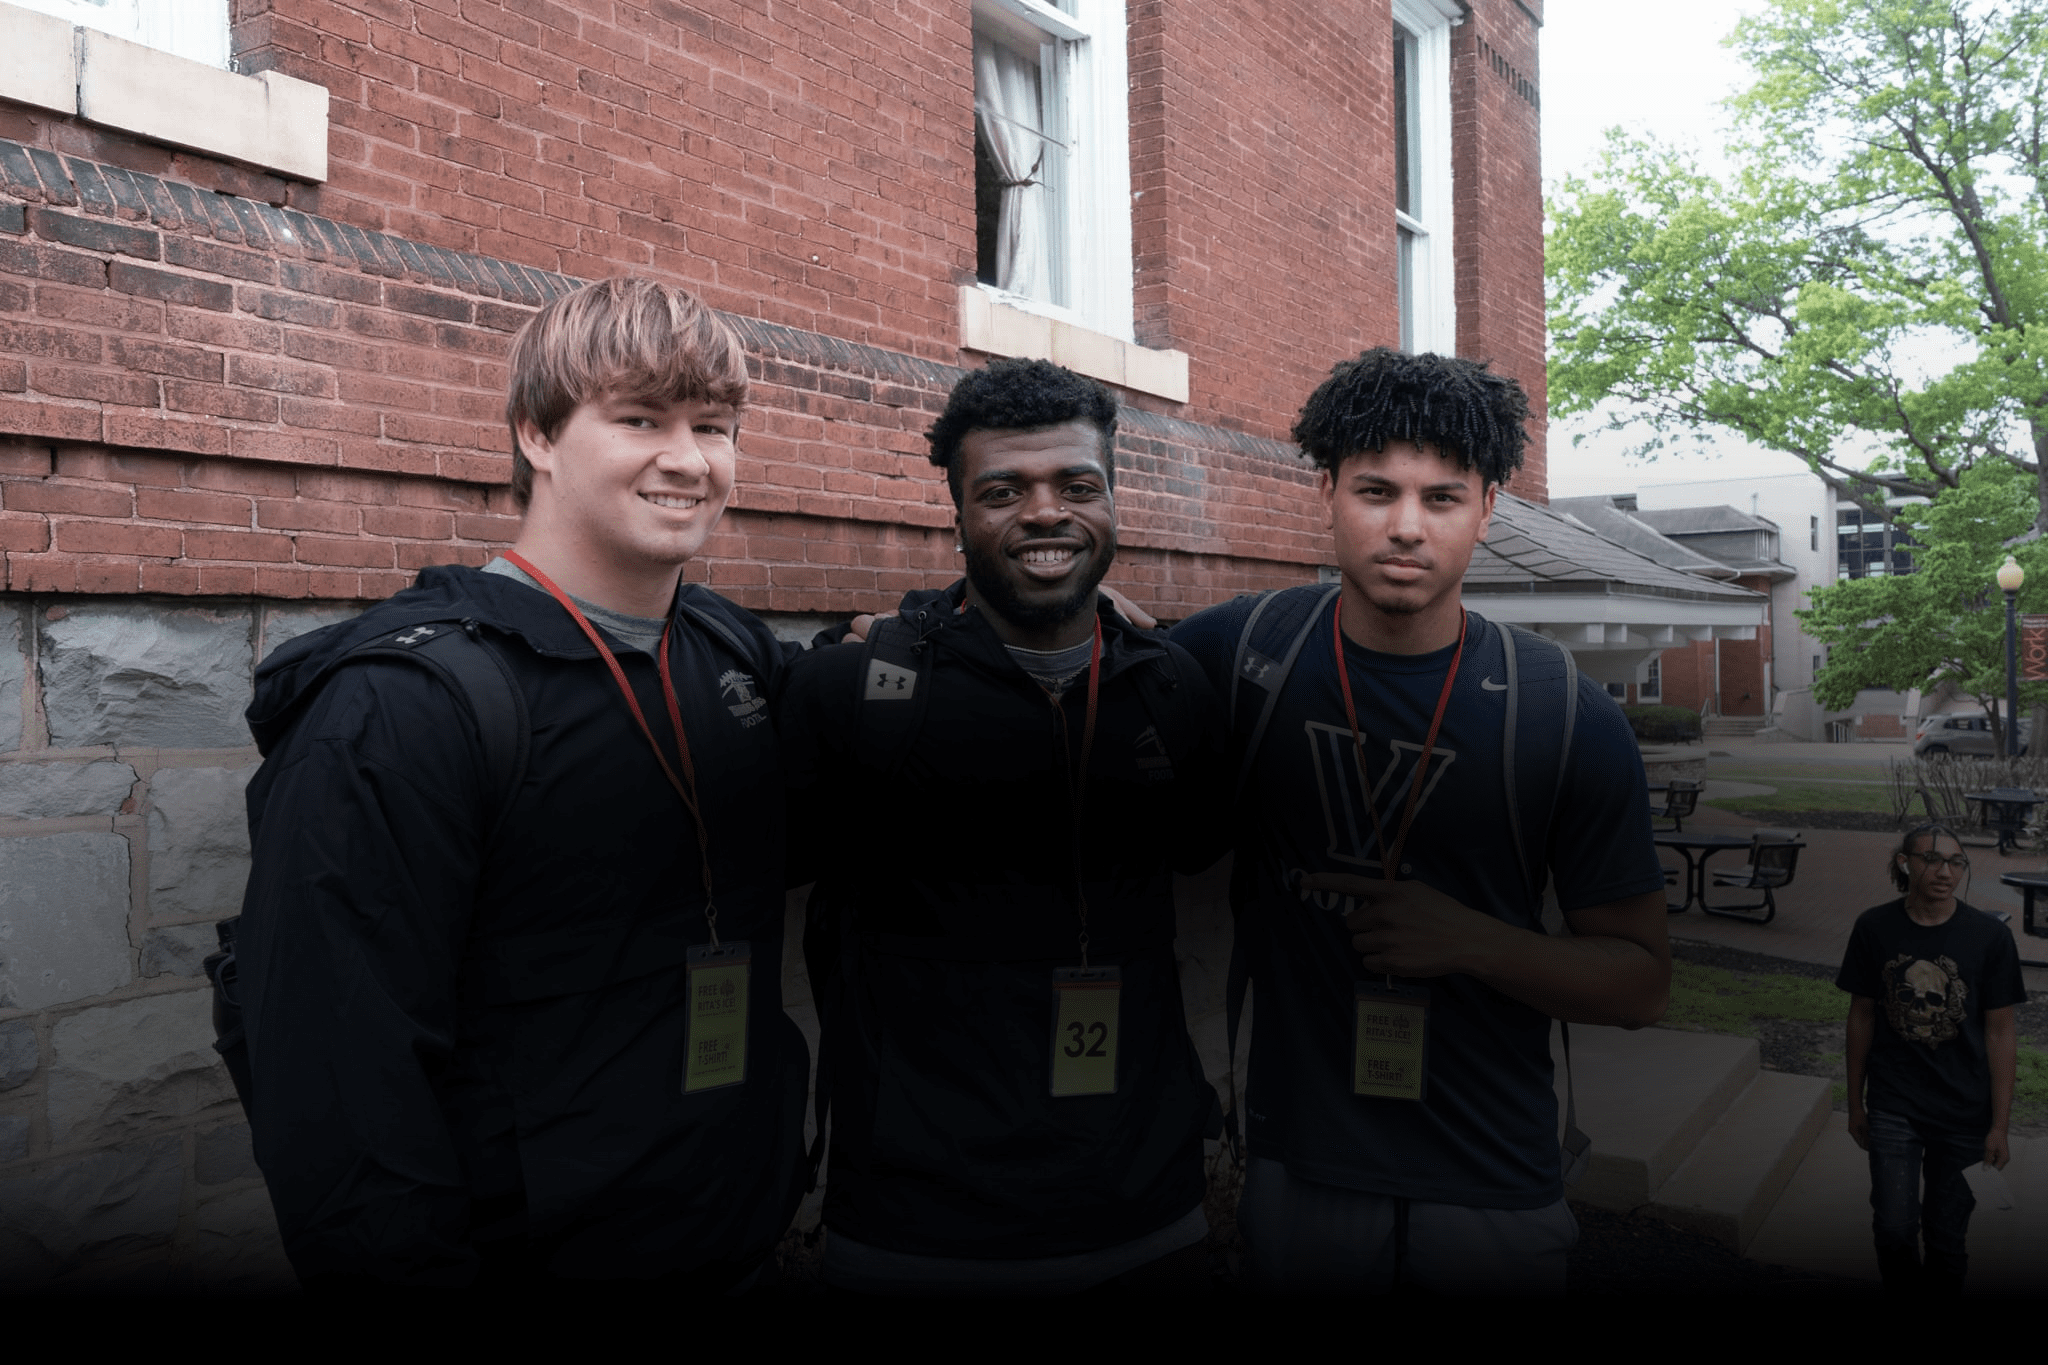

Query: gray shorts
1238,1157,1575,1295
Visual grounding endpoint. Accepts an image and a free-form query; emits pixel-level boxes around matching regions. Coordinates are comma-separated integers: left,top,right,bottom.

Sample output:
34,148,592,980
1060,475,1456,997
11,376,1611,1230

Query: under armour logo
863,658,916,701
1480,676,1507,691
395,626,436,646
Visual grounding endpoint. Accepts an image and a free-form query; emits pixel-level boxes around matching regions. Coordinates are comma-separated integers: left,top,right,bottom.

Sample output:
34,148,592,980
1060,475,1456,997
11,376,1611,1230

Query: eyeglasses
1906,852,1970,871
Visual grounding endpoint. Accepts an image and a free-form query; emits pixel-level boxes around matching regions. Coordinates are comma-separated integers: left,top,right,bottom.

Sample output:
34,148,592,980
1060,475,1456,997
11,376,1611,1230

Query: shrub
1623,704,1703,744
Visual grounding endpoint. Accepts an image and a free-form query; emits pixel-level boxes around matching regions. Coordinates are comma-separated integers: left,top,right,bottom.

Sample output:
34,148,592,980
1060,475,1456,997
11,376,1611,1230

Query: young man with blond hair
238,278,808,1293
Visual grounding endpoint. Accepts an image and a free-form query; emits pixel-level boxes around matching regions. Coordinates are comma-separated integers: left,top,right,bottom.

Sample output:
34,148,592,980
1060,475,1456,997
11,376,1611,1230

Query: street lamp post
1999,554,2025,758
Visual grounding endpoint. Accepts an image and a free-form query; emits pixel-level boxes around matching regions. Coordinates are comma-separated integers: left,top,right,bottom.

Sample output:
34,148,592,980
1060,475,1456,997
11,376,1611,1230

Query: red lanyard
1074,614,1104,823
1332,596,1466,880
502,551,720,941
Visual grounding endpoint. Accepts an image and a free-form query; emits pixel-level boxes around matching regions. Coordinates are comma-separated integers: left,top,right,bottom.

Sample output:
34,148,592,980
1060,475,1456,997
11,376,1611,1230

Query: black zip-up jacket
239,565,808,1289
779,583,1230,1259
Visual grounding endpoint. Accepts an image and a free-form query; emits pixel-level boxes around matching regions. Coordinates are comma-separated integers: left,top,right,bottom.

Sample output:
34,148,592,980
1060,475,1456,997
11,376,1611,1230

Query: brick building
0,0,1550,1287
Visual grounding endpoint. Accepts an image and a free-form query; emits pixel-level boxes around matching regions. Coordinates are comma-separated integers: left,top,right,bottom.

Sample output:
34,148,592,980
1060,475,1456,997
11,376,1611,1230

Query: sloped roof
1549,496,1739,579
1464,494,1767,603
1633,505,1778,536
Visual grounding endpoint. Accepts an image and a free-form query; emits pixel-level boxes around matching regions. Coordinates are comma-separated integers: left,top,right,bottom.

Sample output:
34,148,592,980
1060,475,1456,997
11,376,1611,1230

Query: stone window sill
959,285,1189,404
0,5,327,182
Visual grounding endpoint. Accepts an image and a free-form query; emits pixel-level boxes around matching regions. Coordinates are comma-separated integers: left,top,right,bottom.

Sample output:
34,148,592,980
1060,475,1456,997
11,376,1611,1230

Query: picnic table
1962,788,2042,856
1992,871,2048,970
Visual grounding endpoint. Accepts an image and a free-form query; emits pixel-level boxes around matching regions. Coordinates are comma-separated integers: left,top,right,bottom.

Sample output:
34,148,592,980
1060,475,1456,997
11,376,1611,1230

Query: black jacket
239,565,808,1289
780,583,1229,1259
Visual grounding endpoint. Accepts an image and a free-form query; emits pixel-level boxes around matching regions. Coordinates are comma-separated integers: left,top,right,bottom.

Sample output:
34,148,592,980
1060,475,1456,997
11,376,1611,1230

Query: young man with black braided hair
1840,823,2023,1292
1170,348,1671,1295
779,357,1231,1294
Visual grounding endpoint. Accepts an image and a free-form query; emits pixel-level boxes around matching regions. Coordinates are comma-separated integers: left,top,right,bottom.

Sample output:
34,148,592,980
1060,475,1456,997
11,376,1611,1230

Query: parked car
1912,711,2031,756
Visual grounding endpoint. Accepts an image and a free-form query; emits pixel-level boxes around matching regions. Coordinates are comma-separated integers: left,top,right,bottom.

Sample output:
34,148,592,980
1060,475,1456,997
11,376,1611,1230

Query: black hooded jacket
779,583,1230,1259
239,565,807,1289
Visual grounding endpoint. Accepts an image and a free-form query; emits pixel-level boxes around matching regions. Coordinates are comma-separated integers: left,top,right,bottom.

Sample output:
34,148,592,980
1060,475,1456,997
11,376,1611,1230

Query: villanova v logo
1303,720,1458,873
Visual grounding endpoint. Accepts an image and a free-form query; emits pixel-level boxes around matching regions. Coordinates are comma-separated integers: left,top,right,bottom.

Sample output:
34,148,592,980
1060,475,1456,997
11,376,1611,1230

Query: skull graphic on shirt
1881,953,1968,1045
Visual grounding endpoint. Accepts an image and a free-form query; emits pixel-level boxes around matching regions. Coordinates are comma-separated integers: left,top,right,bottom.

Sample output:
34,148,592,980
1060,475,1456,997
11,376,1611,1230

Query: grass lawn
1709,764,1892,785
1665,961,2048,1126
1703,781,1896,815
1666,961,1849,1032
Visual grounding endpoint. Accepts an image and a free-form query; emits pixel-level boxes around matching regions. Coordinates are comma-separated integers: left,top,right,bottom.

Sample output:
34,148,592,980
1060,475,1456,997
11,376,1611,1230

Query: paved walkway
1665,803,2048,984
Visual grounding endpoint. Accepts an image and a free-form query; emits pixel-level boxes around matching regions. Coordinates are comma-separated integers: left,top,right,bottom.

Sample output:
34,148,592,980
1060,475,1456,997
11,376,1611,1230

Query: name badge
683,941,751,1093
1050,965,1120,1097
1353,981,1428,1101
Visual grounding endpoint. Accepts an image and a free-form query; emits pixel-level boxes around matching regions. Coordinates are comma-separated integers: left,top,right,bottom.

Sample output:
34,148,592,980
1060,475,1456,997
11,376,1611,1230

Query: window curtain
974,38,1051,301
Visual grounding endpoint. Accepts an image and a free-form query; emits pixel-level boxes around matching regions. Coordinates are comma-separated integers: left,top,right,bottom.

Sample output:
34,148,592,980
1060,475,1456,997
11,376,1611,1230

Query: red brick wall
1128,1,1397,440
0,2,1550,617
231,0,975,366
1657,641,1712,715
1719,638,1766,715
1454,0,1546,502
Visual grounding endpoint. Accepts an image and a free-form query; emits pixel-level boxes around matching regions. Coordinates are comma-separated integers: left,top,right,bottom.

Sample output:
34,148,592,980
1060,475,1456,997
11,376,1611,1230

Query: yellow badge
1050,965,1120,1097
683,942,751,1093
1353,982,1429,1101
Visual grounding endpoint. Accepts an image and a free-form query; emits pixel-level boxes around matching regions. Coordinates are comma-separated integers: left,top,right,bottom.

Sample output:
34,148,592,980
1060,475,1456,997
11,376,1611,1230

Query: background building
1564,471,1923,740
0,0,1553,1286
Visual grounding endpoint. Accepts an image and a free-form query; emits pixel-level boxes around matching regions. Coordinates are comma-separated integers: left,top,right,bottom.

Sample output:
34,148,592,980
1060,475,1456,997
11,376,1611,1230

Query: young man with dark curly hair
1840,823,2023,1292
778,357,1230,1294
237,279,810,1293
1170,348,1671,1294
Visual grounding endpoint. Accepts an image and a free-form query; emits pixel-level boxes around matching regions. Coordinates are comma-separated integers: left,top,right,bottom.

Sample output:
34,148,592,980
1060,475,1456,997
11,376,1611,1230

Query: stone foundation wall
0,591,357,1290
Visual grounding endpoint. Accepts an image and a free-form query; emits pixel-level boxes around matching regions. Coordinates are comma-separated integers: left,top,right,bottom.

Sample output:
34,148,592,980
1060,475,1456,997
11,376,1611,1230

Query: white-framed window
0,0,325,180
6,0,228,68
1642,656,1661,699
1391,0,1458,354
971,0,1134,342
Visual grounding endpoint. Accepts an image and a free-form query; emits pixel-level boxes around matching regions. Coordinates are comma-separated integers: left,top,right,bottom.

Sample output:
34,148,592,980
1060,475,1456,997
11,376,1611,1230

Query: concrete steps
1702,715,1771,737
1554,1024,1832,1253
1646,1070,1832,1252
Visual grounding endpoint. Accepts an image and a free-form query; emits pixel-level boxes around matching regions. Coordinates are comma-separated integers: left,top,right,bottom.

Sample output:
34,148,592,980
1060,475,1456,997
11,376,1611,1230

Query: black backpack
205,601,765,1115
1212,585,1592,1186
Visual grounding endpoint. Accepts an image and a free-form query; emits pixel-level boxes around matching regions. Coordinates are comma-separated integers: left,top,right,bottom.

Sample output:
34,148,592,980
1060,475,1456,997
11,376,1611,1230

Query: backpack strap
806,604,946,1186
1493,618,1591,1186
346,619,530,835
1220,582,1339,1163
850,607,942,774
1229,584,1342,804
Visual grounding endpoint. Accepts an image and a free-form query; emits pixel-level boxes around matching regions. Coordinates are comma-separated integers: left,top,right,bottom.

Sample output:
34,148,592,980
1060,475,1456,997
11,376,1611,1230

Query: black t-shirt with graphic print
1837,898,2027,1131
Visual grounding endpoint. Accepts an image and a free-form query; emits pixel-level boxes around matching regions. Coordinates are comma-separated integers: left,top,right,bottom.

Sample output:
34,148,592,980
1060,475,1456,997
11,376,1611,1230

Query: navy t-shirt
1836,898,2027,1132
1171,603,1665,1208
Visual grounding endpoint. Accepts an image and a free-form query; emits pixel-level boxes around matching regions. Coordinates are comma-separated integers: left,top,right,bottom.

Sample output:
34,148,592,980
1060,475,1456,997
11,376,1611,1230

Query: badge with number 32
1050,965,1120,1097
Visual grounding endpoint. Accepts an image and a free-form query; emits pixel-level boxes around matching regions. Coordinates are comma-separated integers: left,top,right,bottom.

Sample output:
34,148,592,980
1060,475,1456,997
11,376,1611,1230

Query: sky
1536,0,1821,500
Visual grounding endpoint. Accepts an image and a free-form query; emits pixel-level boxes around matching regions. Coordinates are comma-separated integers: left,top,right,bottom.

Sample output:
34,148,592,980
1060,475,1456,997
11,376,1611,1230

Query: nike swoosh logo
1481,677,1507,691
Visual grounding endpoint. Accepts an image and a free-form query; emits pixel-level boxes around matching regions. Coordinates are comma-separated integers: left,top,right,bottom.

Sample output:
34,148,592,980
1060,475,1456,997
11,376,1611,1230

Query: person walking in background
1840,822,2023,1292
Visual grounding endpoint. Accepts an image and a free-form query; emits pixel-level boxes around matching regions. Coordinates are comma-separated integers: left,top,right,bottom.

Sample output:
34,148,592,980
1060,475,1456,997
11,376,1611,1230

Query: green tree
1547,0,2048,529
1798,460,2047,747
